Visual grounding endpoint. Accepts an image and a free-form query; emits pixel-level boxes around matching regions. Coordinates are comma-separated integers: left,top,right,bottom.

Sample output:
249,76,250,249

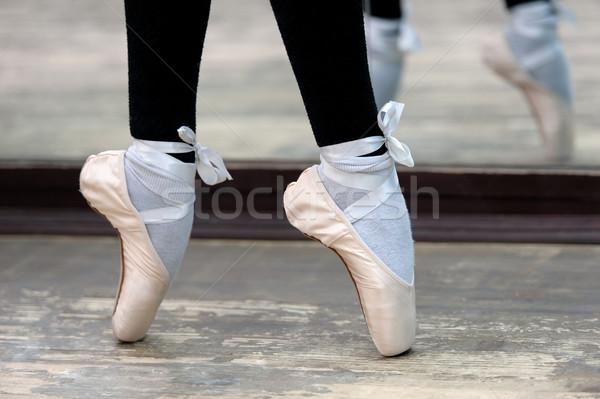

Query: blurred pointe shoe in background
365,13,421,108
483,1,575,162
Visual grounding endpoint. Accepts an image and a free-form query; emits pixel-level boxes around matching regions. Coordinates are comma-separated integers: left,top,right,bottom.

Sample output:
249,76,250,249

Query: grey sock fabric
365,16,404,108
124,149,195,281
318,165,415,284
504,1,572,105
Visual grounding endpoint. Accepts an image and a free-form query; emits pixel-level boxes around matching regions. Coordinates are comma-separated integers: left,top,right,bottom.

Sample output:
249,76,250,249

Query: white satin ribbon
343,169,401,223
398,20,421,53
127,141,196,224
377,102,414,168
177,126,232,186
132,139,197,187
317,101,414,222
139,205,190,225
127,127,231,224
320,101,414,168
551,0,576,23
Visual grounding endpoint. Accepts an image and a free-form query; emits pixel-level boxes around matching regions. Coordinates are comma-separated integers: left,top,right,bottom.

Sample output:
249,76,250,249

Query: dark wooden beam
1,161,599,243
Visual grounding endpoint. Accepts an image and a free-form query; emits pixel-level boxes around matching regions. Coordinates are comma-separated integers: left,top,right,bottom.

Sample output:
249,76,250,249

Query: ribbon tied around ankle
177,126,232,185
377,101,414,167
550,0,576,23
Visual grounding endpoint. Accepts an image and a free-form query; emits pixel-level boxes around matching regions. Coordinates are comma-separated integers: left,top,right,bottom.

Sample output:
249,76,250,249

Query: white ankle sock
318,102,415,284
124,149,195,280
318,162,414,284
123,127,232,281
504,1,572,105
365,15,421,108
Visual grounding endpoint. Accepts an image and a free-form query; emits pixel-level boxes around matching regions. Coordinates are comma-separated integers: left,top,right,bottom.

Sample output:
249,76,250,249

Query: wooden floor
1,236,599,398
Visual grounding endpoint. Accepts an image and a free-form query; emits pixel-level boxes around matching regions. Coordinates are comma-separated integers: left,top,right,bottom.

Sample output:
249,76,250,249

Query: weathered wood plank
0,237,599,397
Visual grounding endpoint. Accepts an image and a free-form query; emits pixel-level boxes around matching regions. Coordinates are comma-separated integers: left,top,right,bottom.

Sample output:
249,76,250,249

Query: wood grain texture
1,237,599,398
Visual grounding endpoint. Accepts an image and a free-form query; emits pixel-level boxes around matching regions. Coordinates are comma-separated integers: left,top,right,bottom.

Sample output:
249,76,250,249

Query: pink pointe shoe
80,127,230,342
284,102,416,356
482,31,574,162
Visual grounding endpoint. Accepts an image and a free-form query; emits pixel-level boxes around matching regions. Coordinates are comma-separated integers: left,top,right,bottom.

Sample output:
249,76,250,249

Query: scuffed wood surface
1,237,599,398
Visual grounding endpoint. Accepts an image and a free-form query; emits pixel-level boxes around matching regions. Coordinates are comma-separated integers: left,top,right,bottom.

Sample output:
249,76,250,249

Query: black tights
505,0,549,9
367,0,550,20
125,0,381,148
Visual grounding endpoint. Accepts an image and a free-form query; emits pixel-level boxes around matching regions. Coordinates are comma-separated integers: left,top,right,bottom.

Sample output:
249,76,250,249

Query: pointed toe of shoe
110,237,170,343
112,318,146,343
111,268,169,343
333,238,416,357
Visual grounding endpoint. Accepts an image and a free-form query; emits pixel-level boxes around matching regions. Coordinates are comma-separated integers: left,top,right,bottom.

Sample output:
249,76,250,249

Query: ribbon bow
551,0,576,23
377,102,414,167
177,126,233,185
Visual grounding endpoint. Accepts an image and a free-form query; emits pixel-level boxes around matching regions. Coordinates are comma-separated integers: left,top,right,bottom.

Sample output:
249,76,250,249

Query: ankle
168,151,195,163
128,126,232,187
507,1,557,39
129,139,197,187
